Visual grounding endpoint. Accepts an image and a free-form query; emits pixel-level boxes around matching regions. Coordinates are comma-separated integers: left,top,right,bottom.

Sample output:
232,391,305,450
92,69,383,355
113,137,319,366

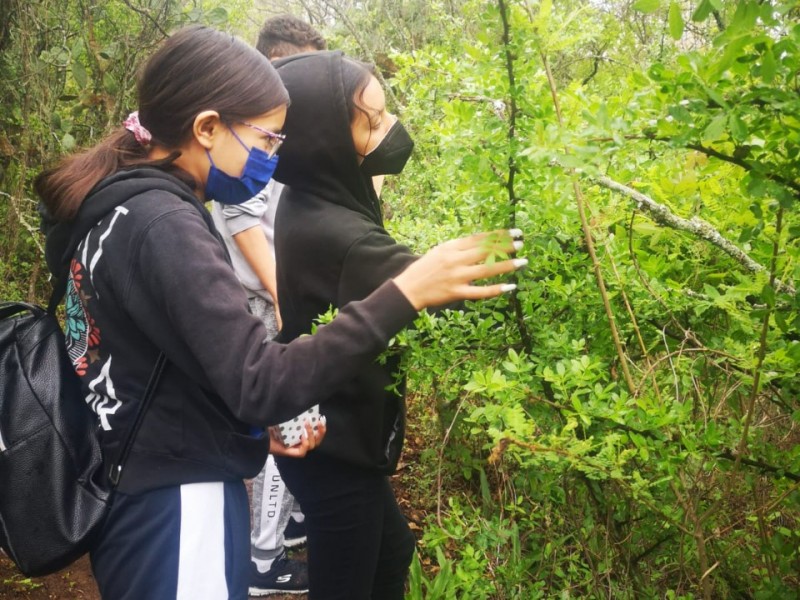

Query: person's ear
192,110,222,150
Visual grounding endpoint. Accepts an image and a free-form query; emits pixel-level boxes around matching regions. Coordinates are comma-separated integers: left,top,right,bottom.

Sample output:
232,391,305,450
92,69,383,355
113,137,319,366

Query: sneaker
248,553,309,596
283,516,307,549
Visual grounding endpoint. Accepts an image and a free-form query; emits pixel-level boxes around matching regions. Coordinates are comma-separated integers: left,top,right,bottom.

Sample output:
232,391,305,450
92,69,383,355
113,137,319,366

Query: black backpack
0,290,165,577
1,172,215,576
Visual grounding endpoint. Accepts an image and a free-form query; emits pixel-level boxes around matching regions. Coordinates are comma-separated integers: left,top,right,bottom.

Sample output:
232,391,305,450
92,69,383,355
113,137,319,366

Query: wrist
392,273,423,311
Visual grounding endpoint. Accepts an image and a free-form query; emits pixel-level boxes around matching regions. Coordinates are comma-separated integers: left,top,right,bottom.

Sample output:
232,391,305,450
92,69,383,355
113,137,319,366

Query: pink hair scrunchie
123,111,152,146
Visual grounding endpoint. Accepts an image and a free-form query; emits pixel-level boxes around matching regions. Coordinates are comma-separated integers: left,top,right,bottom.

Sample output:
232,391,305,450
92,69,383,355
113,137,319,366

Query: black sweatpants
277,453,416,600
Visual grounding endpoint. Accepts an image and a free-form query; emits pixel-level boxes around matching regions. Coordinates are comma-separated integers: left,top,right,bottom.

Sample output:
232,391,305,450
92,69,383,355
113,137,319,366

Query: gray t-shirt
210,181,283,302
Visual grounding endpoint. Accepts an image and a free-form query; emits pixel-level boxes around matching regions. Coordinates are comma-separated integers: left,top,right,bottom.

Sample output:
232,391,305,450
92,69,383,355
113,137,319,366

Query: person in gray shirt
210,15,326,597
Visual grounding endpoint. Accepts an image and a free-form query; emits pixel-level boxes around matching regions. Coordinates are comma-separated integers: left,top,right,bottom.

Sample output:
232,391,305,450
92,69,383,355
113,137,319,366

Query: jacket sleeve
337,227,418,306
124,206,417,426
338,227,462,313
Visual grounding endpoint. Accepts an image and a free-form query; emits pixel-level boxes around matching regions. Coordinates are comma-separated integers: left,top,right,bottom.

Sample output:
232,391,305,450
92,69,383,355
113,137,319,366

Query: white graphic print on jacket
64,206,129,431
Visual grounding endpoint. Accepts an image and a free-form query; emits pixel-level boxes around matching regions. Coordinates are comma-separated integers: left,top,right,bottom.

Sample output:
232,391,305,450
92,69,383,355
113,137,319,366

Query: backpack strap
0,302,43,321
42,263,167,488
44,252,167,488
46,275,68,316
107,351,168,487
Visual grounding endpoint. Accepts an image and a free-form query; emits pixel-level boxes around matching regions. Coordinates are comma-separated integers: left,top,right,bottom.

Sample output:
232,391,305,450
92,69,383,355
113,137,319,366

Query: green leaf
692,0,713,22
61,133,75,151
102,71,118,95
71,61,87,88
703,283,720,299
669,3,684,40
761,283,775,308
639,444,650,461
775,310,789,333
557,154,586,168
207,6,228,26
633,0,661,13
698,81,729,108
702,114,727,142
760,48,777,83
535,0,552,35
728,113,747,142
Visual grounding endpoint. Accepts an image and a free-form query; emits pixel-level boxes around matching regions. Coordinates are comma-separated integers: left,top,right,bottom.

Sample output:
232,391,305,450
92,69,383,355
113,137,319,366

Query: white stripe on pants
177,482,228,599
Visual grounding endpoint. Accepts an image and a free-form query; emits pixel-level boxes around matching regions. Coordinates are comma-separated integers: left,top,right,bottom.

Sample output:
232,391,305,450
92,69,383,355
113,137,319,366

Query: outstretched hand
268,418,327,458
393,229,526,310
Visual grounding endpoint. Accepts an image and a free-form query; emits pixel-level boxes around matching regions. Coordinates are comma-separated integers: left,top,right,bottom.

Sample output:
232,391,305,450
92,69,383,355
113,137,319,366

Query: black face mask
359,120,414,176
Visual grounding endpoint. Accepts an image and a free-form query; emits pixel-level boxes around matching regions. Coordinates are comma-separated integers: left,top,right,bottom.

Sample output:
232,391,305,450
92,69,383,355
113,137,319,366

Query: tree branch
581,53,601,86
0,191,44,254
593,175,796,296
588,135,800,200
540,51,637,394
711,10,725,32
686,143,800,198
497,0,542,369
318,0,399,108
120,0,169,38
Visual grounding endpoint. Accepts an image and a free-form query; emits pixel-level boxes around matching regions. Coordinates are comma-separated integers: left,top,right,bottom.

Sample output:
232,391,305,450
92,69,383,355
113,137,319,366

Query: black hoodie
42,167,417,493
273,52,417,473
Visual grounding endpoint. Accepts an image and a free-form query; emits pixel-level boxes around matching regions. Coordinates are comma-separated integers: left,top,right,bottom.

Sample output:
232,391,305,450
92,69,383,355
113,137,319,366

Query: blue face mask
204,127,279,205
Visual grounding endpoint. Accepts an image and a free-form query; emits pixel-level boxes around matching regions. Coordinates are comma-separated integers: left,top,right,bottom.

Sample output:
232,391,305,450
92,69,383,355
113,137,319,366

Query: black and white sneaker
283,516,307,549
248,553,309,597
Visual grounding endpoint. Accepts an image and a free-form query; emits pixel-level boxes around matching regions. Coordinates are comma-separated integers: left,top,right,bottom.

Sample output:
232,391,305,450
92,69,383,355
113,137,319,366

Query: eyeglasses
238,121,286,158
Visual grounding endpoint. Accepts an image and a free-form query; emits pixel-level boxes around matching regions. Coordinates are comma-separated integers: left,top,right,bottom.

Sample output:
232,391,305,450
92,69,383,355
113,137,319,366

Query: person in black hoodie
35,28,524,600
271,52,527,599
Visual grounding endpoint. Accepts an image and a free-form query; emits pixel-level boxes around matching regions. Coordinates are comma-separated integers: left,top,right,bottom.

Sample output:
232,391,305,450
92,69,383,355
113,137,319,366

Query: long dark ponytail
36,26,289,221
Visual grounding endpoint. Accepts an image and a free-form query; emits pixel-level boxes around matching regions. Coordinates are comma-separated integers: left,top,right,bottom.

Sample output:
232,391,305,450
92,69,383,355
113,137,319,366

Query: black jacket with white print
42,167,417,493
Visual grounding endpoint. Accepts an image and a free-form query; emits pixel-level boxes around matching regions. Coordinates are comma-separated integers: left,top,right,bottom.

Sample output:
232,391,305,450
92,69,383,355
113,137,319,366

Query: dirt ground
1,554,100,600
0,550,311,600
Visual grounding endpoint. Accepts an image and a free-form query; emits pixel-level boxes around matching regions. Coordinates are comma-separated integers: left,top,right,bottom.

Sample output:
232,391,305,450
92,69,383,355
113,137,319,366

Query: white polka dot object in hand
278,404,321,447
